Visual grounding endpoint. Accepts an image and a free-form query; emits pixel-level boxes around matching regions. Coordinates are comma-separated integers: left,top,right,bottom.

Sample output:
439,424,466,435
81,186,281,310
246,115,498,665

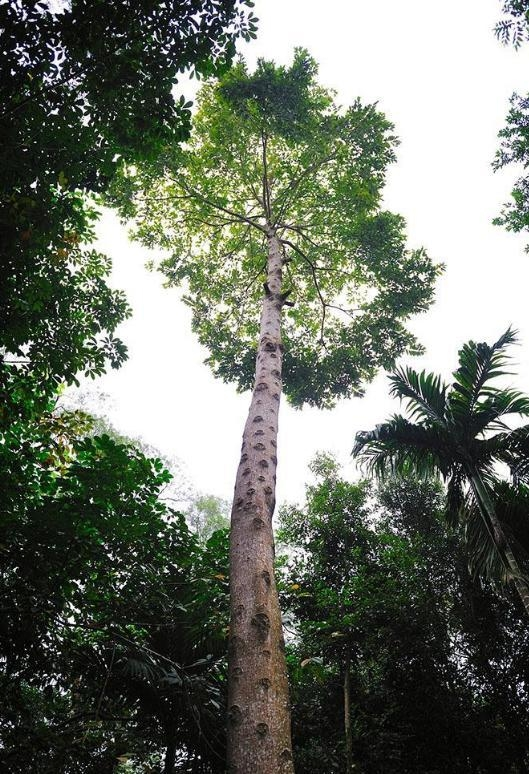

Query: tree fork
227,231,294,773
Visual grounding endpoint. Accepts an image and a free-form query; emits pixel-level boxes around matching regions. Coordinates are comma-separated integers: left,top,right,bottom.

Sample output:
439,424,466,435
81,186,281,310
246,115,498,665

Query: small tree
279,455,374,774
115,50,440,772
353,329,529,615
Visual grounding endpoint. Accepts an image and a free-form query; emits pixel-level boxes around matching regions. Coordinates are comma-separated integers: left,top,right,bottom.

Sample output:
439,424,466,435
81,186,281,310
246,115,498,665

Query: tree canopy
0,5,258,769
0,0,256,389
279,465,529,773
0,380,231,772
110,49,441,408
493,1,529,243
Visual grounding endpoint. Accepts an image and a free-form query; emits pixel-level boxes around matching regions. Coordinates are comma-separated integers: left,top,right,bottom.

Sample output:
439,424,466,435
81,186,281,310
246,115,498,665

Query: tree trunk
469,469,529,616
163,737,177,774
227,229,294,773
343,651,354,774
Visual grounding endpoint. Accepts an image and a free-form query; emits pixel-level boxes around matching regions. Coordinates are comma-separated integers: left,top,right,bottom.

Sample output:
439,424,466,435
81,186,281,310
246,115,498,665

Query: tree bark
343,651,353,774
469,469,529,616
227,229,294,773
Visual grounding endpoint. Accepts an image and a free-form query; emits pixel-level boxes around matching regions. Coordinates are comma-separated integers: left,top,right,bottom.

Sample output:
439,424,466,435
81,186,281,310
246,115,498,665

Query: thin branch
278,221,326,253
261,130,272,222
325,303,361,318
172,177,268,234
278,223,354,278
281,238,327,346
243,261,267,296
54,712,133,730
272,153,337,226
95,640,117,721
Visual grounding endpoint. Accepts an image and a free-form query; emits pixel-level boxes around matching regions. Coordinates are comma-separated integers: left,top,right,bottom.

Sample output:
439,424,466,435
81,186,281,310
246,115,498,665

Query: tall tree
111,50,440,772
353,329,529,615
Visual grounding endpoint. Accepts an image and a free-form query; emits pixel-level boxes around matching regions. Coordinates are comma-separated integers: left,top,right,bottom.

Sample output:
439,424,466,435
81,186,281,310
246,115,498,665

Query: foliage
109,49,441,408
0,183,131,388
493,3,529,243
1,9,255,761
353,329,529,586
495,1,529,47
494,92,529,244
0,380,231,772
279,466,529,772
187,494,230,542
0,0,256,388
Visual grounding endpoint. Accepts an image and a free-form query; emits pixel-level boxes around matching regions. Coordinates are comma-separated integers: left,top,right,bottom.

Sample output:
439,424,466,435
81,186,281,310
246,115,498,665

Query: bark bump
251,612,270,640
256,722,269,737
228,705,243,726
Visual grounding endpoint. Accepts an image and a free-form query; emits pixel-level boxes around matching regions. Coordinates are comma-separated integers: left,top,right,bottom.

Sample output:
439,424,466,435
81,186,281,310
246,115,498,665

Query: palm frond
469,390,529,437
353,329,529,607
450,327,518,422
445,467,468,528
464,497,507,584
493,424,529,484
388,366,447,423
465,479,529,584
353,415,451,480
123,655,165,684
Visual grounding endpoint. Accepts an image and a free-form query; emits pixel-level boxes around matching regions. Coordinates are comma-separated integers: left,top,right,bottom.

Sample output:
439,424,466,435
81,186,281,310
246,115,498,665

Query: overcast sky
83,0,529,507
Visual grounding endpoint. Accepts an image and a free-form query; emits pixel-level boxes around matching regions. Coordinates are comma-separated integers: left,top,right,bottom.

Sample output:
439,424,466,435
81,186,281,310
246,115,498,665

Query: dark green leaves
219,48,328,141
389,367,448,423
1,0,256,391
494,91,529,241
0,382,231,771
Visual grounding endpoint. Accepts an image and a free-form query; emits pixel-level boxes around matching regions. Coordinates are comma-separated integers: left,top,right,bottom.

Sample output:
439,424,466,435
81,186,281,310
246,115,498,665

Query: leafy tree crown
112,50,441,408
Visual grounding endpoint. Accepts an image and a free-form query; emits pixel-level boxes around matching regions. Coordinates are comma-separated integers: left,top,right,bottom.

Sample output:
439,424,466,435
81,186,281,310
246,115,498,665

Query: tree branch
261,130,272,222
281,238,327,346
95,640,117,721
172,177,268,234
272,153,337,226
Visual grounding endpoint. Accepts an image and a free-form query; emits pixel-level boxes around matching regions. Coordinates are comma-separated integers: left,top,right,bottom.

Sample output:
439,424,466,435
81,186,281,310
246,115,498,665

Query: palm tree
353,329,529,616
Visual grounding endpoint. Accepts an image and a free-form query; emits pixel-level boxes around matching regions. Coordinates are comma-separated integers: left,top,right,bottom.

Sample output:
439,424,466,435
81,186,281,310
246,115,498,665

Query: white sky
86,0,529,507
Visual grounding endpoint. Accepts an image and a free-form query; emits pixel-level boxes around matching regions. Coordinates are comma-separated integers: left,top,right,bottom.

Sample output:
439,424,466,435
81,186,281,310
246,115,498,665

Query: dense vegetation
280,465,529,773
2,1,529,772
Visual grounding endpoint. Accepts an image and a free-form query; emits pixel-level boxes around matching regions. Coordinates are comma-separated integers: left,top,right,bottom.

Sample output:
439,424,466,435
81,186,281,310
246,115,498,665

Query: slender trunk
469,469,529,616
344,651,353,774
227,230,294,773
163,738,177,774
